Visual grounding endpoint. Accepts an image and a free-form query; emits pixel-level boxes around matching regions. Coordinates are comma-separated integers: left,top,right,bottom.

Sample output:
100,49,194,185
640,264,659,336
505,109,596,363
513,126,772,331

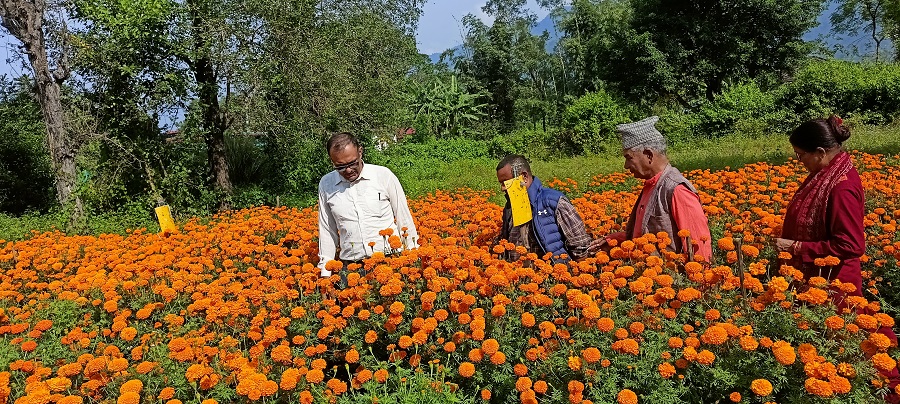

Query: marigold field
2,152,900,404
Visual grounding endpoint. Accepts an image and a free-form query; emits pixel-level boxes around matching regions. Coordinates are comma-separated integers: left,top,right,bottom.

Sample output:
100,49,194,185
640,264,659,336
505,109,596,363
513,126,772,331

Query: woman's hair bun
828,115,851,143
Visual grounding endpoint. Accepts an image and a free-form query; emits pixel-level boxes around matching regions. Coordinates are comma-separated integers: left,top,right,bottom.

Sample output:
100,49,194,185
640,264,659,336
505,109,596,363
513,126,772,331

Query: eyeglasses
332,158,361,172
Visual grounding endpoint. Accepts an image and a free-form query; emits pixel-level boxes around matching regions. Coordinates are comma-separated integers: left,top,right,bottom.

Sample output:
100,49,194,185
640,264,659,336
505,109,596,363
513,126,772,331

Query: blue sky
415,0,547,55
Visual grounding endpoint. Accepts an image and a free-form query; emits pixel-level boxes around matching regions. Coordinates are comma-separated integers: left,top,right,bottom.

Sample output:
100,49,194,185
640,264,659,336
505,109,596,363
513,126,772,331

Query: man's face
623,149,653,180
496,164,532,193
329,144,363,182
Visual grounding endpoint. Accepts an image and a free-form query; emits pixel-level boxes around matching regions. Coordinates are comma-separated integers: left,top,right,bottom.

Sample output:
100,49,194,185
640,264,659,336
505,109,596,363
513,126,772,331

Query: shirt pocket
360,186,390,218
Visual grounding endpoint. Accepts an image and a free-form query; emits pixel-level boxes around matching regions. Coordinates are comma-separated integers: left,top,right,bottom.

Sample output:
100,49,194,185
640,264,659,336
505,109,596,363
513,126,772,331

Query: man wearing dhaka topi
317,132,419,282
603,116,712,261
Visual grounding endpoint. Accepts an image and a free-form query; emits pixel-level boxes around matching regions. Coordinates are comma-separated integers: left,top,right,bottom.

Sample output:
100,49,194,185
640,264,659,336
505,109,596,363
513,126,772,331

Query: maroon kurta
791,166,865,298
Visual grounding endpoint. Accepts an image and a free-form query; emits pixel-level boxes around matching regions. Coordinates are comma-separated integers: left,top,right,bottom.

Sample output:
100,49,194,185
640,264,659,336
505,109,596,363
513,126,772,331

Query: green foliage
777,60,900,123
561,90,633,154
559,0,823,104
695,81,785,138
0,77,53,214
454,0,563,131
407,75,488,138
488,127,558,160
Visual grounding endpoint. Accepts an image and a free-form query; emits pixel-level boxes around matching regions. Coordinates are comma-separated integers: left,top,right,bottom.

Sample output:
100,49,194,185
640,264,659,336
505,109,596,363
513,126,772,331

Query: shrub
488,128,557,160
777,60,900,124
695,81,784,138
561,90,634,154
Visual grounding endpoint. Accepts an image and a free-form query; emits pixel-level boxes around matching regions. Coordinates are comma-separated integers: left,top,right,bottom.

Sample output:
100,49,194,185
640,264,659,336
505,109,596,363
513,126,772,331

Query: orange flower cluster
0,152,898,403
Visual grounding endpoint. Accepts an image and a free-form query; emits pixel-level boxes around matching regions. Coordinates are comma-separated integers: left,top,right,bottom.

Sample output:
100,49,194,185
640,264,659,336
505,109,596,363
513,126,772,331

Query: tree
70,0,184,208
831,0,895,61
455,0,561,131
558,0,824,104
0,0,81,216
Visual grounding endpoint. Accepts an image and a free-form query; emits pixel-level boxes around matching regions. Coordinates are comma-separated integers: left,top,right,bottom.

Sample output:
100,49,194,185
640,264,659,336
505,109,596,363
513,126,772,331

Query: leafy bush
561,90,634,154
777,60,900,124
374,137,491,165
695,81,785,138
488,128,557,160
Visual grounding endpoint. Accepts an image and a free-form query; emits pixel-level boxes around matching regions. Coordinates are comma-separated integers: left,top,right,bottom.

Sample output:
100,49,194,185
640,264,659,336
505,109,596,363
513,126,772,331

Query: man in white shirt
317,132,419,281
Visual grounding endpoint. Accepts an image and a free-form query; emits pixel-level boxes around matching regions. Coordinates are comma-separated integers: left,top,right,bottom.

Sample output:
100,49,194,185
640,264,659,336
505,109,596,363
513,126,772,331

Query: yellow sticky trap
155,205,178,234
504,175,532,226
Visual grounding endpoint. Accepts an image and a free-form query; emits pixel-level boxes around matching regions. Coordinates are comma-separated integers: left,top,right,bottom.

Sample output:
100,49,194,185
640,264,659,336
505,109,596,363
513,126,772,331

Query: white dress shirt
317,163,419,276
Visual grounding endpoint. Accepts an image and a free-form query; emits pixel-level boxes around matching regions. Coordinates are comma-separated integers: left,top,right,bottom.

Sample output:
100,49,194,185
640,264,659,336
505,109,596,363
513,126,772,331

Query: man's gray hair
496,154,531,176
627,139,667,154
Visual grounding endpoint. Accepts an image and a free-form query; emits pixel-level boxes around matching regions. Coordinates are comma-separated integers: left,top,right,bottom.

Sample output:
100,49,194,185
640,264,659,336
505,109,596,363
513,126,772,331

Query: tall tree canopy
556,0,824,105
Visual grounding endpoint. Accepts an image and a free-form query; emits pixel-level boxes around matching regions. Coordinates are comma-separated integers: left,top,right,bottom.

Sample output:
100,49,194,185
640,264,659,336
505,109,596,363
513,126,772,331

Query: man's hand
774,237,795,252
587,238,608,254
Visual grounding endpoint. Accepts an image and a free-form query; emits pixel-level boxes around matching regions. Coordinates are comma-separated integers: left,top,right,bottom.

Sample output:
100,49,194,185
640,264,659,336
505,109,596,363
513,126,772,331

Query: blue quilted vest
527,177,568,260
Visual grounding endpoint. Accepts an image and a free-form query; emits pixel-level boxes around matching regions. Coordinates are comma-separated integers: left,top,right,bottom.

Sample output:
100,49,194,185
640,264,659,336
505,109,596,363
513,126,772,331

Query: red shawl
782,151,854,242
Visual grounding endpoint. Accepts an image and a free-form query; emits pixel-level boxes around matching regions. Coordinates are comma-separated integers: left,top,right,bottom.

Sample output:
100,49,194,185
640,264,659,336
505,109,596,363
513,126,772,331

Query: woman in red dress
775,116,898,402
775,116,863,303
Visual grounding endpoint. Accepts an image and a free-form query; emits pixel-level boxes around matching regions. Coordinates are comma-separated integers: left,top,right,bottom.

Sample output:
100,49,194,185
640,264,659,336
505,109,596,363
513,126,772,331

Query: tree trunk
0,0,81,218
187,0,232,210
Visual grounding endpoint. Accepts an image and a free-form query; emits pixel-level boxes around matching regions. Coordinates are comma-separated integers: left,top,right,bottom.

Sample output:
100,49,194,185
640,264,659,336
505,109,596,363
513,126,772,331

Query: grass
2,124,899,241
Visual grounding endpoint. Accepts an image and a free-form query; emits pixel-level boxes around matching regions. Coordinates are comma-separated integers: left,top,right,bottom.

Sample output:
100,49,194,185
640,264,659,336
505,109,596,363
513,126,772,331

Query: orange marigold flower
306,369,324,384
374,369,389,383
751,379,773,396
514,363,529,376
696,350,715,365
481,339,500,356
700,325,729,345
567,356,582,371
872,353,897,372
158,387,175,400
804,377,833,397
617,389,638,404
597,318,615,333
582,347,601,363
825,316,845,330
108,358,129,372
459,362,476,378
120,379,143,394
521,312,536,328
345,348,360,363
515,377,532,392
658,362,676,379
117,392,139,404
490,351,506,365
829,375,851,394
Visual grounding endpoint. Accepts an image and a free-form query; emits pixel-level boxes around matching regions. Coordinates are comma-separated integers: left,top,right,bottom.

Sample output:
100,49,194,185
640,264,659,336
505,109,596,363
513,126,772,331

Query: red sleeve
796,177,865,264
671,185,712,262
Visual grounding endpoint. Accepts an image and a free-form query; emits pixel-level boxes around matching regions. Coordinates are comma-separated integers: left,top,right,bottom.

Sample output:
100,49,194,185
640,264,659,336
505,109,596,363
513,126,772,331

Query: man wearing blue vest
495,155,602,263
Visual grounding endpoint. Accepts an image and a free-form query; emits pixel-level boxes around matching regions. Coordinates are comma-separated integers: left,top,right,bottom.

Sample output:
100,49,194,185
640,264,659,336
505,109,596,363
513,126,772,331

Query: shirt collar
335,162,372,185
643,165,670,188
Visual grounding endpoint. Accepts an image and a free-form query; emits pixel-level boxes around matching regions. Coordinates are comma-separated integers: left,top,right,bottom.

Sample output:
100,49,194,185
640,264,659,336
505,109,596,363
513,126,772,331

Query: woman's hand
774,237,795,252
